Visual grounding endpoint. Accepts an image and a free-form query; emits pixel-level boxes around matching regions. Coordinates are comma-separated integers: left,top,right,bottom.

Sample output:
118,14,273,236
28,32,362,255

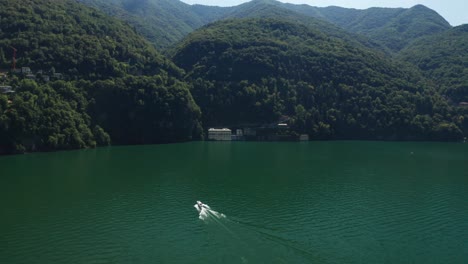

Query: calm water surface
1,141,468,263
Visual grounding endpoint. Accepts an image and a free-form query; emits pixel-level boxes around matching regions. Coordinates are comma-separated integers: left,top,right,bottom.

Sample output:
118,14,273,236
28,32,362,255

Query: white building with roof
208,128,232,141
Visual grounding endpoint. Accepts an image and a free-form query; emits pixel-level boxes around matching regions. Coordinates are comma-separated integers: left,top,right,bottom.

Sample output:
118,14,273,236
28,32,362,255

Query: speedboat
195,201,209,212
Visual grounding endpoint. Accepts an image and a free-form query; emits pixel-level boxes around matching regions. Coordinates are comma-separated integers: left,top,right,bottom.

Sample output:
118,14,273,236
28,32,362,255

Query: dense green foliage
173,19,465,141
276,3,452,53
0,80,109,154
78,0,230,50
399,25,468,134
0,77,202,154
218,0,383,52
83,75,202,144
74,0,379,52
78,0,451,54
0,0,202,154
399,25,468,102
0,0,181,79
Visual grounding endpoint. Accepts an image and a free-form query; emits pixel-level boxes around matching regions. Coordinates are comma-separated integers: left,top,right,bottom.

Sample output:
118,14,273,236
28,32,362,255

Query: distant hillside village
1,66,63,82
0,66,65,95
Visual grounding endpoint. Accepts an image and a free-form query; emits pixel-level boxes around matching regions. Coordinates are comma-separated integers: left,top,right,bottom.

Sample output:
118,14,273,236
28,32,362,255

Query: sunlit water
1,141,467,263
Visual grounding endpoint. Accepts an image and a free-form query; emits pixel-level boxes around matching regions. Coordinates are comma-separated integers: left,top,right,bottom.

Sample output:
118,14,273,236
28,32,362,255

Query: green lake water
1,141,467,263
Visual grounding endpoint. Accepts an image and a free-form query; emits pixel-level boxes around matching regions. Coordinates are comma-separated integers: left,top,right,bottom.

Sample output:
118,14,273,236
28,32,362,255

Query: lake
1,141,467,263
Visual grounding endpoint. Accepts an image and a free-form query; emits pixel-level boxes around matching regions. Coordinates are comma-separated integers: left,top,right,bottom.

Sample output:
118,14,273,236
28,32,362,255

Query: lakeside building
208,128,232,141
243,128,257,138
208,126,307,142
231,129,245,141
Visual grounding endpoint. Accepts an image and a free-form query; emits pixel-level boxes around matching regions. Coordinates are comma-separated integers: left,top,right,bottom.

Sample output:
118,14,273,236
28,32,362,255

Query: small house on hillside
277,123,288,129
26,73,36,80
0,69,8,79
0,86,14,94
21,67,31,74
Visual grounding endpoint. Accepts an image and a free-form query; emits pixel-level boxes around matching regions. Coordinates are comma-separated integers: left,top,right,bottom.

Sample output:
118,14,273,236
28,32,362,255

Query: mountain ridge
79,0,452,52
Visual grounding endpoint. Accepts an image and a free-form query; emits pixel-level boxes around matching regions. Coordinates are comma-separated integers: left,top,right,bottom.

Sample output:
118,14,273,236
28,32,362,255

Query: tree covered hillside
173,19,464,141
399,25,468,103
0,80,108,153
0,0,202,154
0,0,181,80
220,0,383,51
76,0,451,55
78,0,231,50
281,3,451,53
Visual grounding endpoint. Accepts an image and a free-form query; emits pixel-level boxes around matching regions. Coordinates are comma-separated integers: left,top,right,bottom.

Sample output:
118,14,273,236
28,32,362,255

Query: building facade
208,128,232,141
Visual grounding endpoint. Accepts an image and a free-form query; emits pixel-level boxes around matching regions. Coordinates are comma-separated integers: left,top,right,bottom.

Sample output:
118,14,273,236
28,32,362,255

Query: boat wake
193,201,320,263
194,201,226,221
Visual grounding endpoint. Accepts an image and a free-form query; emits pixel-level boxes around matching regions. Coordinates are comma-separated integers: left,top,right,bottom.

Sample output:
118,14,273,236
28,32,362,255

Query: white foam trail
194,202,225,221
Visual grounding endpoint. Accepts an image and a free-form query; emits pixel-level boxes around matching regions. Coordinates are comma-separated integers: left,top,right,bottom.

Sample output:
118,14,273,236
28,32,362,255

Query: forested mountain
172,19,465,141
0,0,202,154
231,1,451,53
217,0,383,52
0,0,180,79
280,4,451,52
399,25,468,103
78,0,230,50
189,4,233,24
78,0,450,53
